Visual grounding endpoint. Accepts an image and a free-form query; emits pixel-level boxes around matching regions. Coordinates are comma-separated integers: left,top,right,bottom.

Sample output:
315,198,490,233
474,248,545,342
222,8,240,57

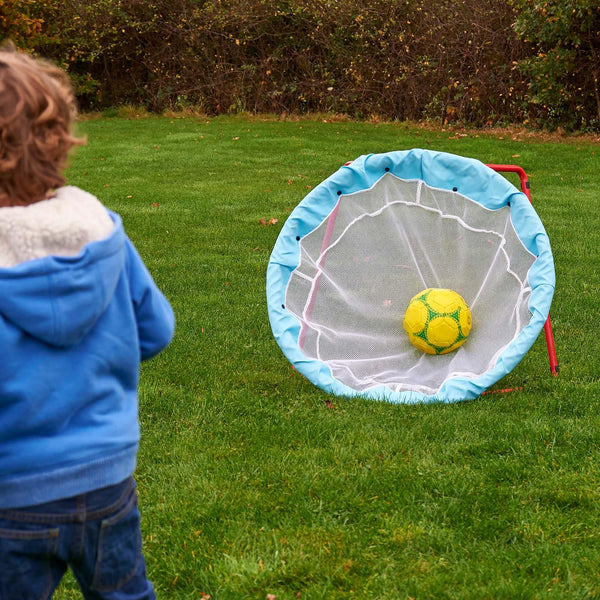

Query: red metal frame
298,199,341,349
486,164,559,376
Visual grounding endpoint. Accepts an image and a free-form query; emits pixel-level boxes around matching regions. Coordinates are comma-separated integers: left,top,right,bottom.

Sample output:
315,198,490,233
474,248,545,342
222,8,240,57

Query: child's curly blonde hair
0,49,85,206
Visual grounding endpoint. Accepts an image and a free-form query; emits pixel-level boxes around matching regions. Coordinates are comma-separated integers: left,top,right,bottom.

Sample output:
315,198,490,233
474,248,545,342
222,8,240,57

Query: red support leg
486,164,559,376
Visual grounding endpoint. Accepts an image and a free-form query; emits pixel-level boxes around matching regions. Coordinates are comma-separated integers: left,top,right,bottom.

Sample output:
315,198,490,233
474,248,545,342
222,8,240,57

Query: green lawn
55,115,600,599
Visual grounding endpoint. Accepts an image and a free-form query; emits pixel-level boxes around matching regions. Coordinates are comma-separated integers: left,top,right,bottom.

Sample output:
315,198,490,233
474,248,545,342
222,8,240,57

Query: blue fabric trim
267,149,555,403
0,444,138,508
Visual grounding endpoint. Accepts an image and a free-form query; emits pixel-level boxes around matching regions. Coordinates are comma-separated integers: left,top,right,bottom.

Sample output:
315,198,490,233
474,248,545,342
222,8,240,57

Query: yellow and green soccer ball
403,288,472,355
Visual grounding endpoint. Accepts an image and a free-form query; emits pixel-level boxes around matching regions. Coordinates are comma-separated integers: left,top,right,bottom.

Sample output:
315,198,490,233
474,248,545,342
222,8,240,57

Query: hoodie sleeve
125,238,175,360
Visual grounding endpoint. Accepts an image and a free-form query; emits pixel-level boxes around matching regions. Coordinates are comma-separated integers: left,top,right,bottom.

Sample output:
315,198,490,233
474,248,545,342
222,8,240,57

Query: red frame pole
486,164,559,376
298,199,341,349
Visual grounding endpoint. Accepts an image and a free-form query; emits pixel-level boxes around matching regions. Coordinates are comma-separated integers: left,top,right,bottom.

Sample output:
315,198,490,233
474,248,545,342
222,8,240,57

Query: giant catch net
267,150,555,403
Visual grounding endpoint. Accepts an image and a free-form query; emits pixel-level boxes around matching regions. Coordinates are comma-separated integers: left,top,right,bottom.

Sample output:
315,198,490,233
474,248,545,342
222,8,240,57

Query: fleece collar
0,187,124,347
0,186,114,268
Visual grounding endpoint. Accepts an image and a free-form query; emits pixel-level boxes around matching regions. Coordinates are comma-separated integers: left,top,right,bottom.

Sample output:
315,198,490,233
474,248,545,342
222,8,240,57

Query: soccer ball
403,288,472,355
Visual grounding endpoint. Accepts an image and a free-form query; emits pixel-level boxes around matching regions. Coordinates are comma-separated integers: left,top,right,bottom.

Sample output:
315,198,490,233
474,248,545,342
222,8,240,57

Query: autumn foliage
4,0,600,129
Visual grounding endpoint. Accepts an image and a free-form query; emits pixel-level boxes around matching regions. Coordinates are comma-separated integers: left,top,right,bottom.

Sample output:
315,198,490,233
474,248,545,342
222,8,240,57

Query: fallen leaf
152,202,159,207
268,218,279,225
259,218,266,225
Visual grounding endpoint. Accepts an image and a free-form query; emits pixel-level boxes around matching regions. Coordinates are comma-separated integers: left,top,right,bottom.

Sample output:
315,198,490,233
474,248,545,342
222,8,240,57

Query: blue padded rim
266,149,555,403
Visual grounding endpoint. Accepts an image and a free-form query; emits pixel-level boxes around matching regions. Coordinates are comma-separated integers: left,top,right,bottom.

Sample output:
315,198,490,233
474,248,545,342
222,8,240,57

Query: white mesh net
285,173,536,396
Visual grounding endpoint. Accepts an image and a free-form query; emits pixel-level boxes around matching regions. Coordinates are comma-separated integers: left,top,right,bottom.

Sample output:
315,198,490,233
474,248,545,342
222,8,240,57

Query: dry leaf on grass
259,218,279,226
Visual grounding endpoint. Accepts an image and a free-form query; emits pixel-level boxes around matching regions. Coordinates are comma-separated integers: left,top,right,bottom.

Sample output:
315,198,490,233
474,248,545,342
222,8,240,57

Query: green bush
3,0,598,129
512,0,600,130
0,0,46,49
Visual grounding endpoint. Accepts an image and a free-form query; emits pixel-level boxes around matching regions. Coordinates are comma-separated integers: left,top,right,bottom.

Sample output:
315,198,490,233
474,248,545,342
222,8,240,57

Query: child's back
0,49,174,600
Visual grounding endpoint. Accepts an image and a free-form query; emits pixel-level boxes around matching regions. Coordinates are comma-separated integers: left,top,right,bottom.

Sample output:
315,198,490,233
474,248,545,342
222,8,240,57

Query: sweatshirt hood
0,205,125,347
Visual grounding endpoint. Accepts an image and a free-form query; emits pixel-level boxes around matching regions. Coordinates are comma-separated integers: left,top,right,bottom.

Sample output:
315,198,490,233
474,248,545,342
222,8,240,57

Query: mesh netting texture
267,149,555,403
285,175,534,395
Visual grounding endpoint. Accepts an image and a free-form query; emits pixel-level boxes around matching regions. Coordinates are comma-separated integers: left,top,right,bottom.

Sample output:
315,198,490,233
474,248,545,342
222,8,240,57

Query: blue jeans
0,477,155,600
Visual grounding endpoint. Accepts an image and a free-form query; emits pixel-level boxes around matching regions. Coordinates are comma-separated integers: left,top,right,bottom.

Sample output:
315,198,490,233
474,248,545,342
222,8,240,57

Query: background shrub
512,0,600,130
3,0,599,129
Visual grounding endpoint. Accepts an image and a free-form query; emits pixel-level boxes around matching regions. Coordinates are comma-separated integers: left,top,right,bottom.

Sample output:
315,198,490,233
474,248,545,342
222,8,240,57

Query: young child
0,49,175,599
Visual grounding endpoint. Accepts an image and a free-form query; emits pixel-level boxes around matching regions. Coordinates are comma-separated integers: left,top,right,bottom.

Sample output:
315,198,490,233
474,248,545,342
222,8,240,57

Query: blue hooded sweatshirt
0,187,175,508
